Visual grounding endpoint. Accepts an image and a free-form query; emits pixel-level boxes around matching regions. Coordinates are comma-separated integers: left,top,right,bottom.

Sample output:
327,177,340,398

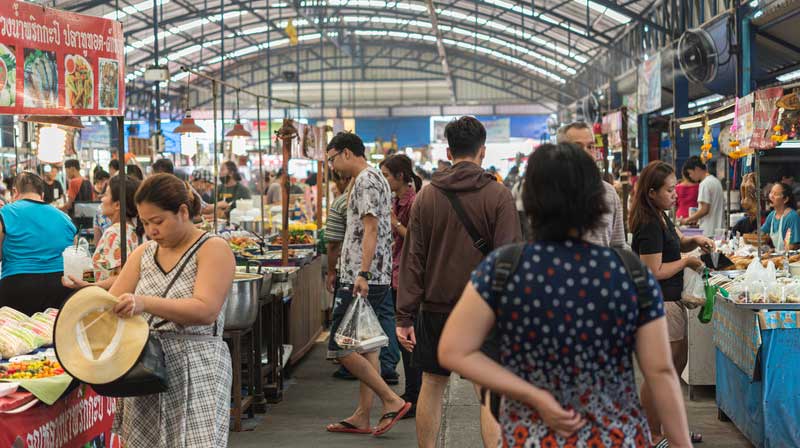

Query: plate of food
23,49,57,108
98,58,119,109
0,44,16,107
65,55,93,109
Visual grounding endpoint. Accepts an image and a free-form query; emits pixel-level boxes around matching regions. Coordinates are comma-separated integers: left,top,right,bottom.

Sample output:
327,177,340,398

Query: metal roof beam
425,0,457,104
173,42,557,106
291,0,352,56
588,0,668,34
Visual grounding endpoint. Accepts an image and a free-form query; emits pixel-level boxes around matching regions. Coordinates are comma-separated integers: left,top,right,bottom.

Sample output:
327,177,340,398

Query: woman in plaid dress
110,174,235,447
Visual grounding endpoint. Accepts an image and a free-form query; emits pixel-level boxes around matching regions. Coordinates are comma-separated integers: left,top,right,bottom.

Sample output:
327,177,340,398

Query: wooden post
117,116,127,264
316,160,323,230
620,106,629,235
277,119,297,266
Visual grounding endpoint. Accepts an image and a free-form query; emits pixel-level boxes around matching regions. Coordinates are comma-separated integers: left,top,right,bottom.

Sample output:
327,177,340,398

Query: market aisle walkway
229,342,753,448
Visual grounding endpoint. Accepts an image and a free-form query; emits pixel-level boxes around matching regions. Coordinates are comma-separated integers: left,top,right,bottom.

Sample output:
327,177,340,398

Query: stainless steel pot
223,272,263,330
240,220,266,236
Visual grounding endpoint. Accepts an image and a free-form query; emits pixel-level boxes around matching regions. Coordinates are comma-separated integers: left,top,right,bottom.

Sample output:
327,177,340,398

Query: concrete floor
229,342,753,447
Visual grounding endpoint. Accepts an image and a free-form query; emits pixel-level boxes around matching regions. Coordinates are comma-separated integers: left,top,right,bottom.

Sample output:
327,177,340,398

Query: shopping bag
699,269,728,324
334,294,388,352
681,268,706,309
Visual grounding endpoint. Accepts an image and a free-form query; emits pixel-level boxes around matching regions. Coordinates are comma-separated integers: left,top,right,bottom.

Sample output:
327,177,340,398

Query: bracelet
130,294,136,317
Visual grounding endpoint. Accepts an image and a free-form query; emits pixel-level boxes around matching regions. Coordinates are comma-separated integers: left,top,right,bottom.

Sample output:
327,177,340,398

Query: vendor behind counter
0,171,76,314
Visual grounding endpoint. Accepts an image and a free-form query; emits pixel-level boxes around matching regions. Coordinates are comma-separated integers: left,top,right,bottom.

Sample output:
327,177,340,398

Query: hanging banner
736,93,755,154
637,55,662,114
751,87,783,150
602,111,623,151
0,0,125,116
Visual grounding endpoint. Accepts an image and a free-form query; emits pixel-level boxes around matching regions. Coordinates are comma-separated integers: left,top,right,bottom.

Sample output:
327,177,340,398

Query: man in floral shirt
324,132,411,436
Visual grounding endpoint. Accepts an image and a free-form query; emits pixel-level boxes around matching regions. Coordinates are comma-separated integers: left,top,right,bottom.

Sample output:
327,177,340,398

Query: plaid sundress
112,233,232,447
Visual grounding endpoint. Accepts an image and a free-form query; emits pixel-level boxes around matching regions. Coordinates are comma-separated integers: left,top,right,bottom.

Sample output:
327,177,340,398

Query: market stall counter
1,307,115,448
714,298,800,448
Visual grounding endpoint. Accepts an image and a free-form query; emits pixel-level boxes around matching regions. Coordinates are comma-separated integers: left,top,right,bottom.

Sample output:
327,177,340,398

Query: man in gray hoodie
397,116,522,448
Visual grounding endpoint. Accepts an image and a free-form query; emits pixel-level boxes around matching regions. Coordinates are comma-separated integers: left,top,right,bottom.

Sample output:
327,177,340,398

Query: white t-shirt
697,174,725,237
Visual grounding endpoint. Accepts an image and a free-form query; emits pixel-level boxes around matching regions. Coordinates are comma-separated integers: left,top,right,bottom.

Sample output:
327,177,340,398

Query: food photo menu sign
0,0,125,116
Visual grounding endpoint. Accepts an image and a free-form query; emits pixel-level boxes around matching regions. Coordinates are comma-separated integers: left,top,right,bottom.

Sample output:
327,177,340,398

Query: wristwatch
358,271,373,280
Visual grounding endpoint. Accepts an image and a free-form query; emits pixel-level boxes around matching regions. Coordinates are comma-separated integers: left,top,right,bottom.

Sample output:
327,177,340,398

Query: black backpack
482,243,654,418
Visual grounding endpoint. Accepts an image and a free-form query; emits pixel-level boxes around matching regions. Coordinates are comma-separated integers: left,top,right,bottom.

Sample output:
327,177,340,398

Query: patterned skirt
112,335,232,447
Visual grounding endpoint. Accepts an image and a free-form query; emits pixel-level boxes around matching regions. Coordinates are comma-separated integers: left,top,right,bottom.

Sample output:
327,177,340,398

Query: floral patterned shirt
471,239,665,448
92,223,139,282
340,166,393,286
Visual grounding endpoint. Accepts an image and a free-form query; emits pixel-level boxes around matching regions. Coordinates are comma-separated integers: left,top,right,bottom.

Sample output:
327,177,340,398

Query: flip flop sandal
326,421,372,434
372,402,412,437
652,438,669,448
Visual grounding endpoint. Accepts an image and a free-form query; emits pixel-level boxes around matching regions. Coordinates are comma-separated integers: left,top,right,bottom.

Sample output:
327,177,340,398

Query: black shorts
412,310,500,377
0,272,72,315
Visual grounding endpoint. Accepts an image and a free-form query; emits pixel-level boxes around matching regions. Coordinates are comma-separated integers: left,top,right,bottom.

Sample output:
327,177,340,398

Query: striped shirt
584,181,629,249
325,193,348,242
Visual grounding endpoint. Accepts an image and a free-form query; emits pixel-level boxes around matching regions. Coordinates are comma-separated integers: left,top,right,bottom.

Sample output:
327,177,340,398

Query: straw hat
54,287,149,385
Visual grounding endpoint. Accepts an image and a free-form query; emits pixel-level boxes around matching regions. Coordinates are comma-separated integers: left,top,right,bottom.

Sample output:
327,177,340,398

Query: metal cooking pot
224,262,263,330
240,220,266,236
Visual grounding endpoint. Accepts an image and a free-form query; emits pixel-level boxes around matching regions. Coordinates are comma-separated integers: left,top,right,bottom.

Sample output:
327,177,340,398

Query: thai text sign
0,0,125,116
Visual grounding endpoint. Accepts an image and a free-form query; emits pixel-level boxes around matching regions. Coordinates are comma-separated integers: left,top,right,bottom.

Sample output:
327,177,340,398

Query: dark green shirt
217,182,251,208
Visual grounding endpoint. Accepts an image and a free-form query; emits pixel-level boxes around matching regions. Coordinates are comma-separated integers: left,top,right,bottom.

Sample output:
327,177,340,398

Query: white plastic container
62,246,91,285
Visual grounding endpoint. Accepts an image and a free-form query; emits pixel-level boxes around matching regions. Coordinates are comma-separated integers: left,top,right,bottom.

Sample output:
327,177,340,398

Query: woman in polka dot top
438,143,691,448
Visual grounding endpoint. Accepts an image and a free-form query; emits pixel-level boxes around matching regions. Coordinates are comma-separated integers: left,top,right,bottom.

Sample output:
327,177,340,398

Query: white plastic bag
334,294,388,353
681,268,706,309
744,257,776,287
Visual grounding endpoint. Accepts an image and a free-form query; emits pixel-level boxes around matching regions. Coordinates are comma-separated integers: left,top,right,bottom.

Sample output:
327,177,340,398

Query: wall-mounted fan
678,29,718,84
582,94,601,124
676,14,737,95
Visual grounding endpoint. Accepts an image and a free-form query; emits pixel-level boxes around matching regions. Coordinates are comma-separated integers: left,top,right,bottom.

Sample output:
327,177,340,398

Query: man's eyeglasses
327,151,343,165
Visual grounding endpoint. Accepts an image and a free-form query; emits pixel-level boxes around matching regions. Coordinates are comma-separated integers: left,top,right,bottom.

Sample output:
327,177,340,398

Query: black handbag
93,240,206,397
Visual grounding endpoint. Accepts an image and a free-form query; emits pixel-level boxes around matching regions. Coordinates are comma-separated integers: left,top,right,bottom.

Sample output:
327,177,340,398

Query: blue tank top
1,199,77,279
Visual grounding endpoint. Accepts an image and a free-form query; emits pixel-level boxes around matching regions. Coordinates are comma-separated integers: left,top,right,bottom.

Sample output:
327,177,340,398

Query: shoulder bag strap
612,247,654,312
435,186,491,256
491,243,526,294
149,233,211,330
481,242,524,417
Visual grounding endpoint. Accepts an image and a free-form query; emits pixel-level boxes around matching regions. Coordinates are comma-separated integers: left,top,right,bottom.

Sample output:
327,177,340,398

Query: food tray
266,243,316,250
720,294,800,310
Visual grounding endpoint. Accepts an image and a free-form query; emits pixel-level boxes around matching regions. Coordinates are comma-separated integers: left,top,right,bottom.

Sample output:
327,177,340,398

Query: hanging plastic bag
699,269,728,324
681,268,706,309
334,294,388,353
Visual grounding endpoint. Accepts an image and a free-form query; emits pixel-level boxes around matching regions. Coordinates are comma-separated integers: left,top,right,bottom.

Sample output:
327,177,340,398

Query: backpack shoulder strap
612,247,654,311
434,186,491,256
491,243,526,294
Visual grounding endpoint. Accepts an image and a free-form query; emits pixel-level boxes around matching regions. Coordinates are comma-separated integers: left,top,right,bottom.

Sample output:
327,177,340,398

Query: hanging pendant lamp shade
174,110,206,134
226,120,252,138
22,115,84,129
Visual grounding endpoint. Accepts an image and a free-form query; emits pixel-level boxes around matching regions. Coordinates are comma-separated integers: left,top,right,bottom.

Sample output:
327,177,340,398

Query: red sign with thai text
0,0,125,116
0,386,116,448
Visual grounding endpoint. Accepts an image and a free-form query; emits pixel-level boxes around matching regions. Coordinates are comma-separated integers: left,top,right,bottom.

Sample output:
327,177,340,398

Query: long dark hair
522,143,608,241
109,175,144,239
135,173,202,219
629,161,674,232
380,154,422,192
223,160,242,183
